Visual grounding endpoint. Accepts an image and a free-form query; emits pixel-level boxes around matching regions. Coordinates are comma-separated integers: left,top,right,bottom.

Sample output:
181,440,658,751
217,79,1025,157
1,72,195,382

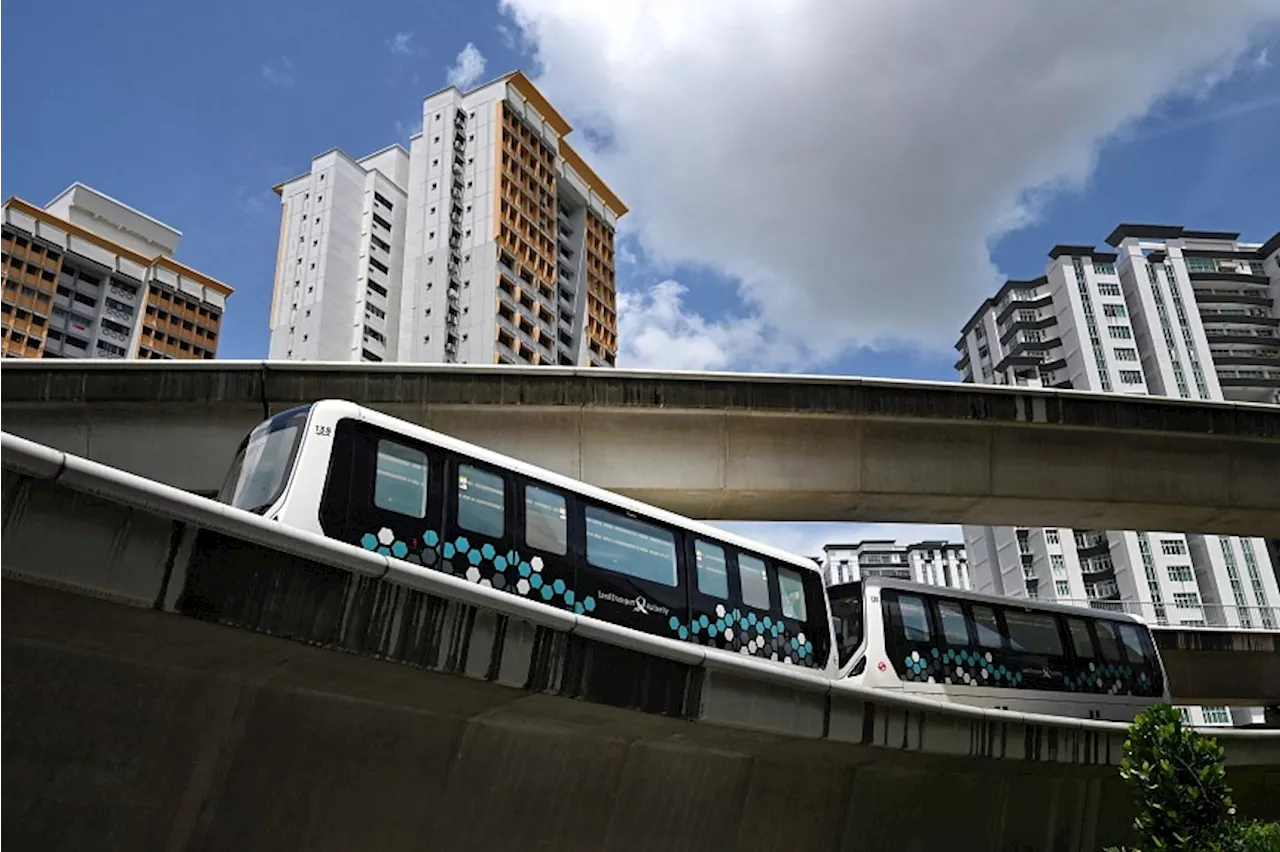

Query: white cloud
499,0,1280,362
446,42,487,89
390,31,415,56
259,57,294,89
617,280,802,371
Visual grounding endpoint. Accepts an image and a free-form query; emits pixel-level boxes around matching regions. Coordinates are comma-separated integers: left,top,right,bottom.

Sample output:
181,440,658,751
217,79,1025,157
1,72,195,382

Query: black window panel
523,484,568,556
1067,618,1095,659
971,605,1003,649
936,599,970,646
1094,620,1122,662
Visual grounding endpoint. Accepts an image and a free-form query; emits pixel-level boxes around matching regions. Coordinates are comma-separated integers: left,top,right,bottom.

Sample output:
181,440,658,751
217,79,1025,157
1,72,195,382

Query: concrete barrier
4,433,1279,851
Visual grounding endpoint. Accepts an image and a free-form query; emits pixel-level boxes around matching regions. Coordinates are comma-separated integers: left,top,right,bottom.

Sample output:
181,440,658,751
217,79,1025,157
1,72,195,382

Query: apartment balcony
1193,289,1274,308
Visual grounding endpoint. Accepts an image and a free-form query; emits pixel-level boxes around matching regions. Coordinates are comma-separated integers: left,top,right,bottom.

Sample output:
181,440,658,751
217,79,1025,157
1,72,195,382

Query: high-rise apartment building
954,226,1280,633
2,183,232,360
268,71,626,368
820,539,970,590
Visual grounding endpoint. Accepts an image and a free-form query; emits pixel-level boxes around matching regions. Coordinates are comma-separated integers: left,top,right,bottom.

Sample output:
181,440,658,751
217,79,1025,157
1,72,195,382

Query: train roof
307,399,823,576
852,576,1152,626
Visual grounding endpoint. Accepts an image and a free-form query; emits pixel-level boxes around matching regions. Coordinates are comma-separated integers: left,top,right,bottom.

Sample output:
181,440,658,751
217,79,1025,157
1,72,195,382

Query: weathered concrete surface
5,580,1278,852
4,444,1280,852
1154,628,1280,707
4,359,1280,534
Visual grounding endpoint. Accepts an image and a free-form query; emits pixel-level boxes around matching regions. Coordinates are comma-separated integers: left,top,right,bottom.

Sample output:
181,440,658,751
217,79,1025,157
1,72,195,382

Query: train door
321,421,447,566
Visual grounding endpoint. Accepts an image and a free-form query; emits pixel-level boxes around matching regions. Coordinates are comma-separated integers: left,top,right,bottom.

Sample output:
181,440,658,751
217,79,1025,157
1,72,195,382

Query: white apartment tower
956,226,1280,727
821,540,970,590
954,228,1280,633
268,71,626,367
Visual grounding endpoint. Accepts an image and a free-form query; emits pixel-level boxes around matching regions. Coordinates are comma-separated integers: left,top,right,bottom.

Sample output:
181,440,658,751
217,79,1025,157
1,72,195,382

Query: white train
217,399,1169,721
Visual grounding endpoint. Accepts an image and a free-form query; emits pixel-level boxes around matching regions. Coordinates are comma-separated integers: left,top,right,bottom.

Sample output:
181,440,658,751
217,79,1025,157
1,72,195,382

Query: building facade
2,184,232,361
955,224,1280,727
268,71,626,368
821,540,970,590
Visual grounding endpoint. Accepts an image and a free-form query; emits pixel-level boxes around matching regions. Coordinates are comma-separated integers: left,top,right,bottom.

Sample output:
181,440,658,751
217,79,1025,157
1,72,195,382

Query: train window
1067,618,1095,659
524,485,567,555
694,540,728,598
1005,610,1063,656
937,600,968,645
585,506,678,586
971,606,1002,648
1095,622,1122,662
457,464,505,537
738,554,772,610
1116,623,1146,664
777,566,807,621
898,595,930,642
373,440,429,518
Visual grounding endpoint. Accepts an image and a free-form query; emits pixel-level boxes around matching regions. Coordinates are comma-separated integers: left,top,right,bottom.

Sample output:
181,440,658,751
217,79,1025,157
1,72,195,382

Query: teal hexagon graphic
468,550,482,565
553,579,566,595
699,614,709,628
494,555,508,571
481,543,496,560
583,596,596,613
377,545,391,556
763,616,772,629
678,626,689,640
530,573,542,589
540,585,554,601
564,589,575,606
455,537,470,553
708,624,718,637
518,561,531,578
443,543,456,559
424,530,439,547
669,615,680,631
391,541,409,559
691,620,701,634
574,603,585,614
361,533,378,550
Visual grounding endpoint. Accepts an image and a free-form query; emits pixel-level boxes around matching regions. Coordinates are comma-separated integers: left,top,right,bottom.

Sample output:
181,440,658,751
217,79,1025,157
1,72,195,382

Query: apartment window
1092,262,1117,276
372,213,392,231
1050,554,1066,572
1055,580,1071,597
1160,539,1188,556
1119,370,1144,384
1108,325,1132,339
1202,706,1231,725
1098,282,1121,297
1103,303,1127,319
1168,565,1195,582
1115,347,1138,361
1173,592,1201,608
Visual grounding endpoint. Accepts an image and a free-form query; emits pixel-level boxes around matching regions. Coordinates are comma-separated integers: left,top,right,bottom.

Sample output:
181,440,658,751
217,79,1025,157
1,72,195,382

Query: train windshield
828,582,864,667
218,407,309,514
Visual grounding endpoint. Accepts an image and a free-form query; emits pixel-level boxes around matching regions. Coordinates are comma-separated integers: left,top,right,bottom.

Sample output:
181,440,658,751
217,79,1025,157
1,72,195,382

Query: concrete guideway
3,359,1280,535
3,432,1280,851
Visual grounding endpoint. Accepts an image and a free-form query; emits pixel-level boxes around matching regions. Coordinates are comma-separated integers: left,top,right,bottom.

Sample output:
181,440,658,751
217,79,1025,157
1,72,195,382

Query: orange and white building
268,71,625,367
1,183,232,360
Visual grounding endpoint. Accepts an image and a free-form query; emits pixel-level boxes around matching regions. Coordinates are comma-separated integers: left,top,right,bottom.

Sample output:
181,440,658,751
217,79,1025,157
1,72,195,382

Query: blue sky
4,0,1278,554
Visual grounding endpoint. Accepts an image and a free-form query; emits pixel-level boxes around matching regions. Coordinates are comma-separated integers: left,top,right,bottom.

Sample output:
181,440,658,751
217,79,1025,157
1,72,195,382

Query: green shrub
1105,704,1280,852
1120,704,1235,849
